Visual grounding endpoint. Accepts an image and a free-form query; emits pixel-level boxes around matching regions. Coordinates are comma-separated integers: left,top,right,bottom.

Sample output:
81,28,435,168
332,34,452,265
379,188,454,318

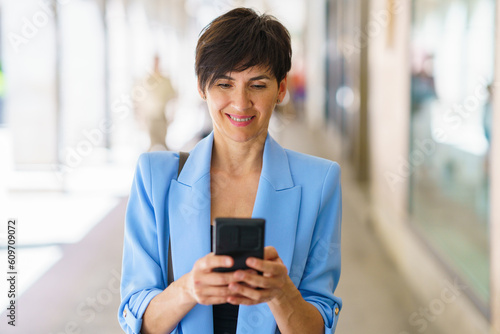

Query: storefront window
326,0,361,157
410,0,494,311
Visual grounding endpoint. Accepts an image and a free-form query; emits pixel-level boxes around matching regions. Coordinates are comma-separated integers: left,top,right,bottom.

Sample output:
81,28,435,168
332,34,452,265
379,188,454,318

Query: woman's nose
231,87,252,111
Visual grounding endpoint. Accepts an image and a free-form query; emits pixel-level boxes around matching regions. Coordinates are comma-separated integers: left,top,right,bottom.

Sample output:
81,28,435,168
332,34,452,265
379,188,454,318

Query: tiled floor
0,118,431,334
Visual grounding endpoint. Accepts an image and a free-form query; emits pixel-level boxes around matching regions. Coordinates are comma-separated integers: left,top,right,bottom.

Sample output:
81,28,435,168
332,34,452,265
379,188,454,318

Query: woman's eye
217,83,232,89
252,85,266,89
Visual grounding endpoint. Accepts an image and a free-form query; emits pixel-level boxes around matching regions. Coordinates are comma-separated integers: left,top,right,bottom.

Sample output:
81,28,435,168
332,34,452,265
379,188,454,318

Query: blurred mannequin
134,55,176,151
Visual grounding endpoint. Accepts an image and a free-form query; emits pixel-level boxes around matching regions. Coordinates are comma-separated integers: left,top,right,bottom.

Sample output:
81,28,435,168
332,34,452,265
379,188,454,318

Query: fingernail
235,271,244,279
226,258,232,266
247,258,256,265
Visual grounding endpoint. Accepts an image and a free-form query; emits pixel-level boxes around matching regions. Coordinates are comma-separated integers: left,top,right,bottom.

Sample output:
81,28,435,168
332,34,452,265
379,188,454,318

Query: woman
119,8,342,334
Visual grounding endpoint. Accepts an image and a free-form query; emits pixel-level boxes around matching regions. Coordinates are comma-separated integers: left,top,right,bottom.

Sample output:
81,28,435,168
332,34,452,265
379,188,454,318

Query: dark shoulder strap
178,151,189,178
168,152,189,286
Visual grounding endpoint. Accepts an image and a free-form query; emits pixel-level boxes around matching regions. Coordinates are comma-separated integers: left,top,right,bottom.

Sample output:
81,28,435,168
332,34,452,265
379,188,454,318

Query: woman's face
200,66,287,144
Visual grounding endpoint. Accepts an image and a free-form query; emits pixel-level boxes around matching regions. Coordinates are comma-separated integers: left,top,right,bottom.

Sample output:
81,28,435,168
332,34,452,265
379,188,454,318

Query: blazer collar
177,132,214,186
178,131,294,191
260,134,294,190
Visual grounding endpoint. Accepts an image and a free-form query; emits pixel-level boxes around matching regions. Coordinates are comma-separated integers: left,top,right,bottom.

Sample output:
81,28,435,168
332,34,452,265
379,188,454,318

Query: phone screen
213,217,265,273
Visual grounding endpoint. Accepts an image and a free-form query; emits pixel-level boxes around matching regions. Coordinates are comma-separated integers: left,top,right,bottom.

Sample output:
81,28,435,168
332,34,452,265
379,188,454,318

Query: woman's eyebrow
216,74,271,81
217,75,234,80
249,75,271,81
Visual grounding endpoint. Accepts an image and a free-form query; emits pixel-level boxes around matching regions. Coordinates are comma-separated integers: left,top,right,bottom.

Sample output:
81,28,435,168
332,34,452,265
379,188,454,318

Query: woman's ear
197,83,206,100
277,75,288,103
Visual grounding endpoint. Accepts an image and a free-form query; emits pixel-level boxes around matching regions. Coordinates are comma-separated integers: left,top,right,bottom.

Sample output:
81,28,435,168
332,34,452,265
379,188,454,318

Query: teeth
229,115,253,122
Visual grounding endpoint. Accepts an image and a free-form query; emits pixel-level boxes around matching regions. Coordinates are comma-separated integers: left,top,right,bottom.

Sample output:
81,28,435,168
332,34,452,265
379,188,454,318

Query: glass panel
326,0,361,159
326,0,344,129
410,0,494,309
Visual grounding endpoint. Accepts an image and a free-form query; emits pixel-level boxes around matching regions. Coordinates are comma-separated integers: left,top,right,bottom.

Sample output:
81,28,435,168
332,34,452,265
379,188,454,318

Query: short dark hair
195,8,292,92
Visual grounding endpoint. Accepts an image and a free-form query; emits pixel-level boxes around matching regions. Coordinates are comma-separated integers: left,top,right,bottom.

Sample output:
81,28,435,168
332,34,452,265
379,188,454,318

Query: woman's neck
211,131,266,176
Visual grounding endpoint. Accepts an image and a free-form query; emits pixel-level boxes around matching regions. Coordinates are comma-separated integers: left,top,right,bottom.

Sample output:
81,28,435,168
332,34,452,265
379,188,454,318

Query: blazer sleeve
298,161,342,333
118,153,166,334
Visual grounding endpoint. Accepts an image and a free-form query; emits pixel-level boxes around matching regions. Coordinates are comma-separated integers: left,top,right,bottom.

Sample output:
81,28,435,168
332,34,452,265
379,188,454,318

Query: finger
244,269,258,275
235,269,258,279
239,282,258,289
194,272,238,286
228,283,273,302
263,246,279,260
240,270,258,287
193,286,243,306
197,254,233,272
245,257,286,276
233,270,281,289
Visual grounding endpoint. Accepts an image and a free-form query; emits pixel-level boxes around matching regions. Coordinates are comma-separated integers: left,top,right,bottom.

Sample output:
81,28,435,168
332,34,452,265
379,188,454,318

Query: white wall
3,0,58,165
368,0,492,333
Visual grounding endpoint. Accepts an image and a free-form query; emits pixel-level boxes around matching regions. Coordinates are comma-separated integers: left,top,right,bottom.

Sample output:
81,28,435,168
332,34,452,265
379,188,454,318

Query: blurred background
0,0,499,333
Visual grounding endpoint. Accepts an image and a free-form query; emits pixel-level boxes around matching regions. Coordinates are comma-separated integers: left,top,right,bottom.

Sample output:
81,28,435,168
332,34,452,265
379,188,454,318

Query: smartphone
213,217,265,273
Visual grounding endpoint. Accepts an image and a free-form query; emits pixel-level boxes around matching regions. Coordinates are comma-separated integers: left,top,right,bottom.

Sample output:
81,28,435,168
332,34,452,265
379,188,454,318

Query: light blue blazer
119,132,342,334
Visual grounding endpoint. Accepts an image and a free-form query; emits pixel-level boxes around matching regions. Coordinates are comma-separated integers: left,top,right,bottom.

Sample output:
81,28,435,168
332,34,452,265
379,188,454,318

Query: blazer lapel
253,134,301,274
237,134,301,334
168,132,301,334
168,133,214,334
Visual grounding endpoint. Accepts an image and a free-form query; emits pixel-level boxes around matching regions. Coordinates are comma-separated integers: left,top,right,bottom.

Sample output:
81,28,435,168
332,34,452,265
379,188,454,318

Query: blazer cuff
307,299,341,333
121,289,163,334
323,302,340,333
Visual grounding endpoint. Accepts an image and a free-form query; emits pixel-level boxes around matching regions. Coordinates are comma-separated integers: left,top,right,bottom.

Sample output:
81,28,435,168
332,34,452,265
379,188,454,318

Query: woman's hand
184,253,240,305
226,246,292,305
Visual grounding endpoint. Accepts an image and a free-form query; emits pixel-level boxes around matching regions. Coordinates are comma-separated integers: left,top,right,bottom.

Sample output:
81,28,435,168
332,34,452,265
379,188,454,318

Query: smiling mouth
227,114,255,122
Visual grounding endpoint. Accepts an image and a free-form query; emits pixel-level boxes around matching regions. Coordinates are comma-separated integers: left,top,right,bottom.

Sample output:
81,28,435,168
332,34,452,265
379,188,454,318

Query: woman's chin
226,129,267,144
